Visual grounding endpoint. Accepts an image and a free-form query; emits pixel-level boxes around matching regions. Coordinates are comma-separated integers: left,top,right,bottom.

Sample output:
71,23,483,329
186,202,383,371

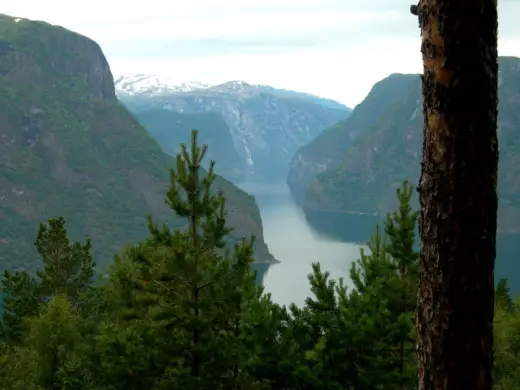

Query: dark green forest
0,132,517,389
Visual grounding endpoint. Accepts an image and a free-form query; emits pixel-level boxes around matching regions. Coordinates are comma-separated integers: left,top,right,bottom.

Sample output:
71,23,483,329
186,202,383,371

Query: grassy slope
0,14,274,272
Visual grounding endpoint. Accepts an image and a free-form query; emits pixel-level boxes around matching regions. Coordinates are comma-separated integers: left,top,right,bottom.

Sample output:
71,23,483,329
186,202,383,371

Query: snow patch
114,74,213,96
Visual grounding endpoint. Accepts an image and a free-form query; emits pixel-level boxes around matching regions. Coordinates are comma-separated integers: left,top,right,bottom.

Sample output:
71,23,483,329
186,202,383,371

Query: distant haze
2,0,519,107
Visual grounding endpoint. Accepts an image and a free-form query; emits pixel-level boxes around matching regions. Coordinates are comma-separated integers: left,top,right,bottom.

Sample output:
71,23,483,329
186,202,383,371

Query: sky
2,0,520,107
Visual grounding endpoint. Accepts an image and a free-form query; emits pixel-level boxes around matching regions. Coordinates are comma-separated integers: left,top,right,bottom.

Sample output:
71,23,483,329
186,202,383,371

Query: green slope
287,74,418,202
131,109,244,182
301,56,520,233
0,14,274,272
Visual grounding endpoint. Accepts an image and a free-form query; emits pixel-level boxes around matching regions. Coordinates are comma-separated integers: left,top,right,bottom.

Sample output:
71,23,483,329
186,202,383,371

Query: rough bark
415,0,499,389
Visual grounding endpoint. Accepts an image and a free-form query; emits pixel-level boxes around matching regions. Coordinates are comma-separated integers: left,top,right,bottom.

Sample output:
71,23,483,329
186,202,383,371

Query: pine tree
384,181,419,389
2,295,93,389
495,279,514,313
0,270,40,344
296,225,401,389
122,130,259,389
415,0,499,387
1,217,95,345
296,181,419,389
35,217,95,301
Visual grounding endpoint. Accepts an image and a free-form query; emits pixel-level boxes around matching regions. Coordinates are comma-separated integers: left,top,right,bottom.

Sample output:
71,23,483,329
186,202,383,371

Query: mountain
114,74,212,95
116,76,351,182
115,75,351,111
288,56,520,233
0,14,275,273
251,85,350,111
287,73,418,203
132,109,244,182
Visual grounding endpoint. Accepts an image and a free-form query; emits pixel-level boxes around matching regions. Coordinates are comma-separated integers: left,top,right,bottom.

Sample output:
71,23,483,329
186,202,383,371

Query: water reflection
304,208,520,296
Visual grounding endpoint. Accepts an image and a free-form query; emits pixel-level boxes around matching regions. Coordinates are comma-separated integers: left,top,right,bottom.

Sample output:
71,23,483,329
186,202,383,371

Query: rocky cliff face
117,77,351,182
290,56,520,233
0,14,115,100
0,14,275,272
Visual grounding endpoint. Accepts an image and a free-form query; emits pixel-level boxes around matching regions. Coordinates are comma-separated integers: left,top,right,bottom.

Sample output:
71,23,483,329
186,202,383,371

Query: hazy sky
2,0,520,107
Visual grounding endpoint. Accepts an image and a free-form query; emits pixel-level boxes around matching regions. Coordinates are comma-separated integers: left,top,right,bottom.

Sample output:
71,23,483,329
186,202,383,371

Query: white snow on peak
114,74,213,96
114,74,348,111
115,74,268,97
215,80,253,91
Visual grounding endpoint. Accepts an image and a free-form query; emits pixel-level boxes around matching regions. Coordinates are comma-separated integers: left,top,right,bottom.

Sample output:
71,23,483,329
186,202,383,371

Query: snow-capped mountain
116,74,352,182
114,74,213,96
115,75,349,111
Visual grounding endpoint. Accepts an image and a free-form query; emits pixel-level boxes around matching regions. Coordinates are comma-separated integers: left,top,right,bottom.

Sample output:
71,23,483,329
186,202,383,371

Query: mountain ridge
0,13,276,273
288,56,520,233
287,73,418,202
118,76,351,182
115,74,351,111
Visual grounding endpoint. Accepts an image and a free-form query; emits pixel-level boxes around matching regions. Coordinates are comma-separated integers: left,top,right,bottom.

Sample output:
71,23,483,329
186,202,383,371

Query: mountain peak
114,74,213,96
114,74,350,112
0,13,116,101
206,80,256,93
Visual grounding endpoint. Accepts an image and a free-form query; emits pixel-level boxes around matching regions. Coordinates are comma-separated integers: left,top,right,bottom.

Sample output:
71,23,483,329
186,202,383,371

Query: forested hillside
288,57,520,233
0,136,518,389
0,14,274,273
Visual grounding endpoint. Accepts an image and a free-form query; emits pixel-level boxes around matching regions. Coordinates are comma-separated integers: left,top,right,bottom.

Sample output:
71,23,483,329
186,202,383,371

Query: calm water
239,182,520,306
304,208,520,296
237,182,367,307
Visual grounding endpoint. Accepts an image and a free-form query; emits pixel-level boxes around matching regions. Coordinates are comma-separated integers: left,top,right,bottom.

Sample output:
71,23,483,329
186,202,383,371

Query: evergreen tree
383,181,419,389
1,217,95,345
495,279,514,313
493,296,520,389
347,224,405,389
414,0,499,387
2,295,93,389
35,217,95,301
112,130,260,389
2,128,519,389
301,181,419,389
0,270,40,344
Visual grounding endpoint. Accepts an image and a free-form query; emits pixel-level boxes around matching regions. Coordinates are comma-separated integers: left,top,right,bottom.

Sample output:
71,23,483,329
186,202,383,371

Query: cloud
1,0,519,106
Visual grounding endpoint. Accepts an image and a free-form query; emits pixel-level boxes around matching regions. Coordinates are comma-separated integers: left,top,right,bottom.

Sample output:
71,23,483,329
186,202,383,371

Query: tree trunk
415,0,499,389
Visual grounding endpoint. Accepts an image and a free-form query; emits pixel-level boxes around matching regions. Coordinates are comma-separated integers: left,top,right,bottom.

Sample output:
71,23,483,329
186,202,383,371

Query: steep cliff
287,74,418,202
294,56,520,233
117,78,350,182
131,109,244,182
0,14,275,272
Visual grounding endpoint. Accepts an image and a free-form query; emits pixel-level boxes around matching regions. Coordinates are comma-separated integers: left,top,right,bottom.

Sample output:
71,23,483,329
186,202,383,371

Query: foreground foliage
0,132,516,389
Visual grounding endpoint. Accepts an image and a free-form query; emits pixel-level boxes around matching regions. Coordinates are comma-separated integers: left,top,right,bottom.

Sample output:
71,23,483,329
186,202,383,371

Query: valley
2,13,519,300
288,57,520,233
0,3,518,388
0,14,275,273
117,75,351,182
236,182,365,307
